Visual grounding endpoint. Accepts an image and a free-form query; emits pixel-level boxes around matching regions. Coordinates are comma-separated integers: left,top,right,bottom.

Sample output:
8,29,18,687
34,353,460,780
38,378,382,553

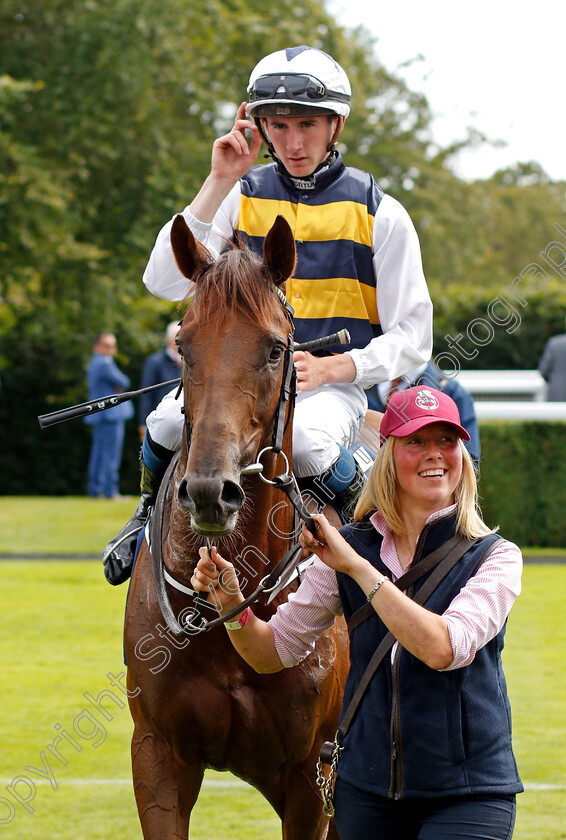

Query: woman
191,386,523,839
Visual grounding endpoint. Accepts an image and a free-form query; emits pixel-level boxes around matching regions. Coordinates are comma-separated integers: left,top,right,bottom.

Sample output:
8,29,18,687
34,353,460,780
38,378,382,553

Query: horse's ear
263,215,296,287
170,214,212,279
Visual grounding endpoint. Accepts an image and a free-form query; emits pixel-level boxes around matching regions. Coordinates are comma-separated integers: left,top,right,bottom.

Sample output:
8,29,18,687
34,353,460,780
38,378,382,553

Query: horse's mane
186,246,284,331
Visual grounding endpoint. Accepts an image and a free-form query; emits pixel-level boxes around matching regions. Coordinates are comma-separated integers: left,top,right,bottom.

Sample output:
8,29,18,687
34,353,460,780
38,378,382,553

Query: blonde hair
354,438,496,539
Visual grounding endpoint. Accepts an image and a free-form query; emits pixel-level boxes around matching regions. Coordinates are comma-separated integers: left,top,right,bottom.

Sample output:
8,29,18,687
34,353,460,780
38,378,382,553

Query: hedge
477,422,566,548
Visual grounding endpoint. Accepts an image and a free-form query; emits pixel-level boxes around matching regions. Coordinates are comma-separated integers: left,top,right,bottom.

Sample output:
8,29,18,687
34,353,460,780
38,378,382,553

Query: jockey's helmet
246,46,351,120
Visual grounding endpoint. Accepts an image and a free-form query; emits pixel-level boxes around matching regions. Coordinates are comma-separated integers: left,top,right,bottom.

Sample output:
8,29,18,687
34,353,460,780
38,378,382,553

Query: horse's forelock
187,247,283,330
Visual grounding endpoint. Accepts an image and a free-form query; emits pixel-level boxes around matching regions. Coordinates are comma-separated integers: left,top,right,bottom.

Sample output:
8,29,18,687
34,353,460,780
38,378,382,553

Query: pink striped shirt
269,505,523,670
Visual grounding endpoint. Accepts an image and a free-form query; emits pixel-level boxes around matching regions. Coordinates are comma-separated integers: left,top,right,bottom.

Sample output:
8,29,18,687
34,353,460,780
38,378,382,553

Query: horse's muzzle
177,474,245,536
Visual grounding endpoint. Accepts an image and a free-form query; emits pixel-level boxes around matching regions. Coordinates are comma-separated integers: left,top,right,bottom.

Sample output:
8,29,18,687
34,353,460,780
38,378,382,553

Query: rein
150,449,315,636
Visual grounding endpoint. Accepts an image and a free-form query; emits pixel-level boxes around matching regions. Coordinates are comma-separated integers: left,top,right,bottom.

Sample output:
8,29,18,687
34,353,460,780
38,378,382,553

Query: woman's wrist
223,606,252,631
366,575,389,603
217,595,246,618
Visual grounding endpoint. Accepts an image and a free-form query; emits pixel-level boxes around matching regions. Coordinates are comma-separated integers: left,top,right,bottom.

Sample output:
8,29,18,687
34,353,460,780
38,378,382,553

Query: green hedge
2,321,566,547
432,285,566,371
478,422,566,547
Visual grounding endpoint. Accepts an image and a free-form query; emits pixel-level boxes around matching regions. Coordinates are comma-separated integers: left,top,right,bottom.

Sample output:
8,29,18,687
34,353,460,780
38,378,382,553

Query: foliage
432,285,566,371
1,0,565,495
478,422,566,547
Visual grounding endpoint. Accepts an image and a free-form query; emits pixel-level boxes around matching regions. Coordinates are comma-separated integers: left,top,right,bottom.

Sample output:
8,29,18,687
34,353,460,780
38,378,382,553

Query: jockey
103,45,433,585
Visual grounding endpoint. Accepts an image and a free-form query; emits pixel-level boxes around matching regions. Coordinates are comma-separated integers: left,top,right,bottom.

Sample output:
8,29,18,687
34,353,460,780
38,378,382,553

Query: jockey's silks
235,153,384,351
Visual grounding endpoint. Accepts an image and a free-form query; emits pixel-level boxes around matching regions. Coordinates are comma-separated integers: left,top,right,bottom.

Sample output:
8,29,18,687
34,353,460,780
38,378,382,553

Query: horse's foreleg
278,764,332,840
131,723,203,840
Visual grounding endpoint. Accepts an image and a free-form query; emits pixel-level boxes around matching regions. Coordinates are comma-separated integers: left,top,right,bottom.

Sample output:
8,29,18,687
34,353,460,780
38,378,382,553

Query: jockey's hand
210,102,262,183
294,350,357,391
191,545,245,614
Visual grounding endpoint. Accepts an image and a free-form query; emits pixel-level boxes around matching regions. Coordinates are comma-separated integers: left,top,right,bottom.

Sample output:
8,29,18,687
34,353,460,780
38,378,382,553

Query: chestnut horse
124,215,349,839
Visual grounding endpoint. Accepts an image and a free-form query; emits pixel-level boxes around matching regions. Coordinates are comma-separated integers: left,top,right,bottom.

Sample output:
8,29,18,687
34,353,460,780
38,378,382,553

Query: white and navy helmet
246,46,351,119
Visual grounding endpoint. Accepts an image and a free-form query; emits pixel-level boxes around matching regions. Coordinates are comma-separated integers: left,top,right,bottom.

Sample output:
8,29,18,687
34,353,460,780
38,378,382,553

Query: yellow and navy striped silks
235,155,384,352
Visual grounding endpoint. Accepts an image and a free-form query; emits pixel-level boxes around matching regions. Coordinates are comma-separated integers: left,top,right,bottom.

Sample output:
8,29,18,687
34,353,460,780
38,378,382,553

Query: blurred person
192,386,523,840
85,332,133,499
366,360,480,464
538,317,566,400
138,321,182,440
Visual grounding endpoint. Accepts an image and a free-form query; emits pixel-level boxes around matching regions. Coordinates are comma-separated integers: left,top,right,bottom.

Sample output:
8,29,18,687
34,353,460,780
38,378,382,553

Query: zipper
388,643,404,798
387,522,433,799
387,514,456,799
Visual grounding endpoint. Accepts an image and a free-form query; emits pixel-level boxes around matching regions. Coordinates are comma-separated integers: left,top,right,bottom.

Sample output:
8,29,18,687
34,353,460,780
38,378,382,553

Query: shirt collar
370,503,458,538
369,503,458,580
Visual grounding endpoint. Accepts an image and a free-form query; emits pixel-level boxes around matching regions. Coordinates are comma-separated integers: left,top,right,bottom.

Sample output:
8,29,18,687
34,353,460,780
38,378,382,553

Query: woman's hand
301,512,361,575
190,545,245,615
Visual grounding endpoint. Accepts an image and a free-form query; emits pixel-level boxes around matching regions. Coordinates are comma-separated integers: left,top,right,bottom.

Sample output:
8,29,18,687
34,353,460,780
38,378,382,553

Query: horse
124,214,349,839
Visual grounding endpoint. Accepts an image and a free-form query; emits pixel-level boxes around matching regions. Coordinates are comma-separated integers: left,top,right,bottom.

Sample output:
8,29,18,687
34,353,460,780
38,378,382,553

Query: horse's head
171,214,296,537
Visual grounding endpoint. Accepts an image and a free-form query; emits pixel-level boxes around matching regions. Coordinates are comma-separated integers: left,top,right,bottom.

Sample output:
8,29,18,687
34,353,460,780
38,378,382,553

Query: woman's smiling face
392,422,463,515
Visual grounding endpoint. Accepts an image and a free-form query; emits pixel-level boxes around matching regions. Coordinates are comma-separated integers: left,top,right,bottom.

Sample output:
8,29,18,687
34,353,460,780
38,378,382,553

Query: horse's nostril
177,478,195,512
221,480,245,514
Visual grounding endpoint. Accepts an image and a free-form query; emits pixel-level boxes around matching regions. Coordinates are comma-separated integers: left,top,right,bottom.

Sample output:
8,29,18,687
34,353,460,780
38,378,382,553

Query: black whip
37,330,351,429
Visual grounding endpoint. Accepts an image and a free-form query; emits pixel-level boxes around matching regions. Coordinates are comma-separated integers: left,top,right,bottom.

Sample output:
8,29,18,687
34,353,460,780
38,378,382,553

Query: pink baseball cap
380,386,471,441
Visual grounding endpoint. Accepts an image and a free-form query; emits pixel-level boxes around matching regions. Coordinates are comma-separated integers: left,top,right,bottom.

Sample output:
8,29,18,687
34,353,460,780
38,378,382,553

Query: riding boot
102,436,173,585
298,445,367,524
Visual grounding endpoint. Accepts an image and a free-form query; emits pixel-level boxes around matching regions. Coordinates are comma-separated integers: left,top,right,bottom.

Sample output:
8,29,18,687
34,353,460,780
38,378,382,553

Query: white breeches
145,383,367,478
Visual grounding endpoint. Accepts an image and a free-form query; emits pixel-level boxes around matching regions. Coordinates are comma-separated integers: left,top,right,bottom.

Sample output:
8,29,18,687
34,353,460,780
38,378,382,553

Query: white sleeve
142,184,242,301
347,194,433,389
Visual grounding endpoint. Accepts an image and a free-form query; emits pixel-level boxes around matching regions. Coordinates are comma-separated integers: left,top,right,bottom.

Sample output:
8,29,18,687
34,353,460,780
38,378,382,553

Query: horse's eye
269,345,285,363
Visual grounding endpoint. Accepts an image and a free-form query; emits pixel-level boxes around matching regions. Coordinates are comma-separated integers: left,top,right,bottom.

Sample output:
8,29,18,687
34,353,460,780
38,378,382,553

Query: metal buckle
257,447,290,484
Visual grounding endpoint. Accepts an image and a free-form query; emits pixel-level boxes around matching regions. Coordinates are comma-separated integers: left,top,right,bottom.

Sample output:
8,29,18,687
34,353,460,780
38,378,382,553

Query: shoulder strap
347,532,464,635
338,534,501,740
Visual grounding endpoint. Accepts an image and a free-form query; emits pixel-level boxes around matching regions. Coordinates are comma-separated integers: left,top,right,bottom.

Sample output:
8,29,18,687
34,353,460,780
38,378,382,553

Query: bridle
179,275,296,458
151,276,318,636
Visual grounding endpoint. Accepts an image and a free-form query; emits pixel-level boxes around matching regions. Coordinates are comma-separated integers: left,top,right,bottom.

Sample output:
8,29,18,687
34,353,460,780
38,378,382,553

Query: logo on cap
414,388,440,411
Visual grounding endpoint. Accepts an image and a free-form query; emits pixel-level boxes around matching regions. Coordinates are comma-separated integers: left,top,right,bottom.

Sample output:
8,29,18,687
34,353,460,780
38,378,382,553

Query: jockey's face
262,114,339,177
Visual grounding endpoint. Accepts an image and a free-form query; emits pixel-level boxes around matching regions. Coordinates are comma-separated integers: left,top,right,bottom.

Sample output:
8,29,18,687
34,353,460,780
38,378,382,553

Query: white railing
473,401,566,421
453,370,546,401
453,370,566,422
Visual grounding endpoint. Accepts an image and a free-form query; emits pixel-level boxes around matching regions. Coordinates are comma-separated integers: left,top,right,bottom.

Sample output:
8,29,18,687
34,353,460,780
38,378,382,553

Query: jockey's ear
263,215,296,287
171,214,212,279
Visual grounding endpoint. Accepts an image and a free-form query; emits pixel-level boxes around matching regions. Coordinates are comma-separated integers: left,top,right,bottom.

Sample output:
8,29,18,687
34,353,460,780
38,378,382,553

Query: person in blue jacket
85,332,133,499
366,360,481,464
138,321,182,440
191,386,523,839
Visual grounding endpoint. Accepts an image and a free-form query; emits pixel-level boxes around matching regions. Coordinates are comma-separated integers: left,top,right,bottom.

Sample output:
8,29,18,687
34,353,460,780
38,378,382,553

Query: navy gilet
336,512,523,799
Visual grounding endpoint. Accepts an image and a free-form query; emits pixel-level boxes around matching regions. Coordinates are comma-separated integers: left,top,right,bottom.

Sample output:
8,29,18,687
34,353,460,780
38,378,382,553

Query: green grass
0,496,136,556
0,560,280,839
0,498,565,838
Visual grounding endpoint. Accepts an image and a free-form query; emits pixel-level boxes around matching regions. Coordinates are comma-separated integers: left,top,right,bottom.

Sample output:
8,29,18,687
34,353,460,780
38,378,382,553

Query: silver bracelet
366,576,388,603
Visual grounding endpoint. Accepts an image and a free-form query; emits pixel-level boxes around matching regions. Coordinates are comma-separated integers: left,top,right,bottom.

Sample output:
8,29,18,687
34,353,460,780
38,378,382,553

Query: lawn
0,498,564,838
